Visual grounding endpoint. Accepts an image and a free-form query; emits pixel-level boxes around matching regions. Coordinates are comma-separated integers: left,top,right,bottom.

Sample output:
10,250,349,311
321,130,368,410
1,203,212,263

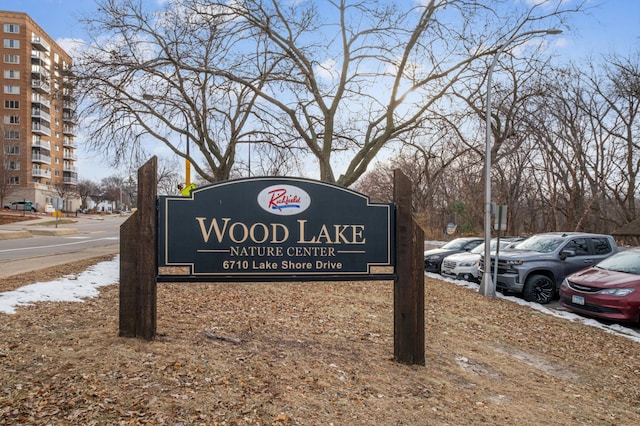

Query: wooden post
393,170,425,365
119,211,138,337
119,156,157,340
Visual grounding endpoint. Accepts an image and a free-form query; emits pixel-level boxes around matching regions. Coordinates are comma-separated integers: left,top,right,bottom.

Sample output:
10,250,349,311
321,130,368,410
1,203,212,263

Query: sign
493,204,507,231
446,223,457,235
158,177,394,279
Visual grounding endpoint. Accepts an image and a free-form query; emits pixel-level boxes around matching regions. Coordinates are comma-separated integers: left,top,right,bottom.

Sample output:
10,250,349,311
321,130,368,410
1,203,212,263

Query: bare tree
53,183,77,214
76,179,99,210
517,56,640,234
215,0,584,185
0,142,17,207
0,120,21,206
99,176,126,210
76,0,272,182
75,0,582,185
585,53,640,226
154,157,182,196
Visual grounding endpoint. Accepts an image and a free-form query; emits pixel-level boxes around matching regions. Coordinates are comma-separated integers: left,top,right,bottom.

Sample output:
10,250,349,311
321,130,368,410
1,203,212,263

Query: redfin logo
257,184,311,216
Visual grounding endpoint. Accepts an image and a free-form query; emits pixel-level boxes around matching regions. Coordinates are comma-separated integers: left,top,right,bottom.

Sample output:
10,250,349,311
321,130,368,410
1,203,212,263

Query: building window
3,70,19,79
4,145,19,155
3,39,20,49
3,24,20,34
4,100,19,109
55,170,60,177
9,176,19,184
3,54,19,64
4,130,19,140
3,85,20,94
3,115,19,124
9,161,19,170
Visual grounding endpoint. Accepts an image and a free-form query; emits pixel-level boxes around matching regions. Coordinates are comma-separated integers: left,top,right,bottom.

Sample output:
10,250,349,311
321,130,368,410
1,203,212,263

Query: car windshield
471,244,485,254
596,250,640,274
470,241,502,254
512,235,563,253
441,239,473,250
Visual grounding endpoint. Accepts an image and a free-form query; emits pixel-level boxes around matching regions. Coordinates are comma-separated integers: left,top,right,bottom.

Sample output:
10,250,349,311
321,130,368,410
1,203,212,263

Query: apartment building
1,10,79,212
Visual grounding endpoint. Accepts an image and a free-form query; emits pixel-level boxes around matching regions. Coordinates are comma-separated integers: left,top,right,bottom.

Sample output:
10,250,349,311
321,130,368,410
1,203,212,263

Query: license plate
572,295,585,305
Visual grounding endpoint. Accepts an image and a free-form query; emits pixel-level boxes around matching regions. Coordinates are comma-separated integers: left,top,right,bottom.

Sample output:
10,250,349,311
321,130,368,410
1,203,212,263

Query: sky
1,252,639,344
1,0,639,181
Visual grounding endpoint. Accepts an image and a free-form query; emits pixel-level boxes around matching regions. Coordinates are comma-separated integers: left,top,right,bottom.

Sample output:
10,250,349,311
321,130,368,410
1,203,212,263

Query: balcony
31,51,51,66
32,153,51,164
32,168,51,178
63,138,76,148
62,113,76,124
63,176,78,185
31,79,51,94
63,151,77,160
32,108,51,123
62,100,76,111
31,35,50,52
63,125,75,136
32,137,51,151
32,123,51,136
32,94,51,108
63,165,78,173
31,64,50,78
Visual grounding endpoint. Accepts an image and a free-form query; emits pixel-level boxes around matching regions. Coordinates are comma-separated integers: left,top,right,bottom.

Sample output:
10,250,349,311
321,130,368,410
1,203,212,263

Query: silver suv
479,232,618,304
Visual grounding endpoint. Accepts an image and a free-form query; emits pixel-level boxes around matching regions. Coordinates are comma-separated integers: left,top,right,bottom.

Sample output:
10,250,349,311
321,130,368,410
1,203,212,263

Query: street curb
28,228,79,236
0,230,32,240
0,228,79,239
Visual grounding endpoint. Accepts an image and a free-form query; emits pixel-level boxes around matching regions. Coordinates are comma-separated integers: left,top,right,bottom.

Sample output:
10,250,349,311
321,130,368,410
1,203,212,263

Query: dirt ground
0,212,40,225
0,250,639,426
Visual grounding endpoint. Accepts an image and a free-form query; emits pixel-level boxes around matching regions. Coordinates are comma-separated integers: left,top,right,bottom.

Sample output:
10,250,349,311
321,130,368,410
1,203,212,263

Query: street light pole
478,28,562,297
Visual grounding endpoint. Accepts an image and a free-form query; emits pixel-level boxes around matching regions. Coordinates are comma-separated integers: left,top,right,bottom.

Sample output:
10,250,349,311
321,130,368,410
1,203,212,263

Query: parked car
560,248,640,324
3,201,36,212
441,237,525,282
424,237,483,273
479,232,618,304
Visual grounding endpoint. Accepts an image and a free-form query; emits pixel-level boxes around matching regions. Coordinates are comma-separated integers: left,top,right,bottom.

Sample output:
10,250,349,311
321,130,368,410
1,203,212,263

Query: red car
560,248,640,324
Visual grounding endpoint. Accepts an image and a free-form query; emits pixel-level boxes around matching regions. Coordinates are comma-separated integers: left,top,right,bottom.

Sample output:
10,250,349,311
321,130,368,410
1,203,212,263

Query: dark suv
479,232,617,304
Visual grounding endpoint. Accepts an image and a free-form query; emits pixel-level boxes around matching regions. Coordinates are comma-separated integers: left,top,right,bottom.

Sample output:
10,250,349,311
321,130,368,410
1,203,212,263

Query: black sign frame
157,176,395,282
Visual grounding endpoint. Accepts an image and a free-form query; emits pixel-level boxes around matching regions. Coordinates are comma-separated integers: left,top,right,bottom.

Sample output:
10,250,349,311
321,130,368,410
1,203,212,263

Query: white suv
441,237,524,282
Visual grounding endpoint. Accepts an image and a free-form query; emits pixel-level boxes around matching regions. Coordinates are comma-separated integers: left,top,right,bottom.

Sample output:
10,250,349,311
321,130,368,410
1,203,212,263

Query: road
0,214,127,277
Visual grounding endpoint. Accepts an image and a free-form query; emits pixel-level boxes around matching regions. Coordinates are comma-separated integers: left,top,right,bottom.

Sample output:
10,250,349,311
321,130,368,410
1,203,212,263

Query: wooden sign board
157,177,395,281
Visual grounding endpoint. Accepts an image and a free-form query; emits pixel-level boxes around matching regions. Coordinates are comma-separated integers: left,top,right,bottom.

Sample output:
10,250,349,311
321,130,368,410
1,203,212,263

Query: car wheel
523,274,555,304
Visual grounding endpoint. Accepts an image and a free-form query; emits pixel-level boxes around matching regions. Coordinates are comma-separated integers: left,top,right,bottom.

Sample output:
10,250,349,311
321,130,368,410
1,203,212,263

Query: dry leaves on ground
1,256,639,425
